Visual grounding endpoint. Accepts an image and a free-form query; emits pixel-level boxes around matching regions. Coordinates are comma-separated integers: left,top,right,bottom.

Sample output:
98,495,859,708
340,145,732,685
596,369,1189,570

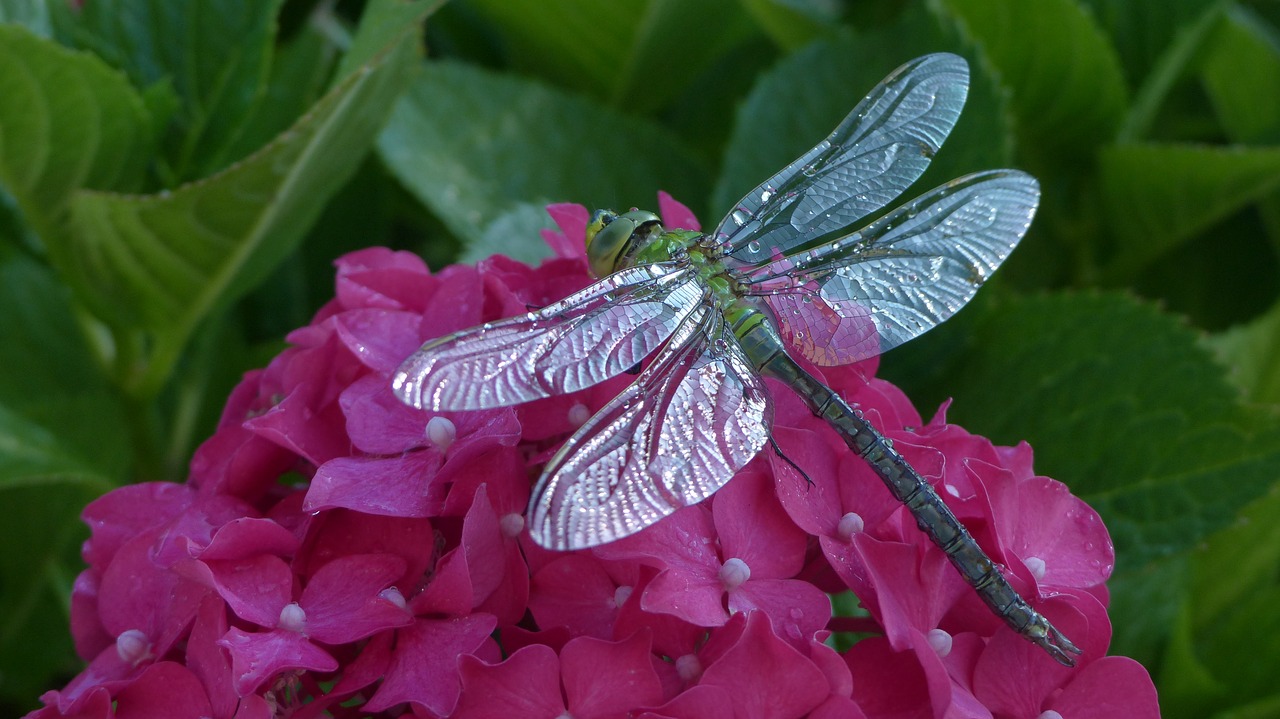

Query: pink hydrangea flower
29,195,1159,718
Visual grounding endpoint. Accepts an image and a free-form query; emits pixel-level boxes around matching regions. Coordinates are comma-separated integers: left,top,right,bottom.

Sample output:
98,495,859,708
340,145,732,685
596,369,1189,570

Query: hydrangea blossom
30,195,1160,718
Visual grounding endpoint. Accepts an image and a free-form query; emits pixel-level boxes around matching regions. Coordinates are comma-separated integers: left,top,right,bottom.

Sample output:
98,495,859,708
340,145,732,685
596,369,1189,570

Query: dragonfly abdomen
736,312,1080,665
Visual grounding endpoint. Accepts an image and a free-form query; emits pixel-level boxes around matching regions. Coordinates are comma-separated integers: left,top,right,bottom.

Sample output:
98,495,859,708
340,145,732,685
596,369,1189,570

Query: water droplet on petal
676,654,703,682
719,557,751,590
568,403,591,427
945,484,961,498
1037,711,1065,719
927,628,953,657
500,513,525,538
379,587,407,609
1023,556,1047,581
425,416,457,451
116,629,152,666
838,512,865,540
278,603,308,634
614,585,633,608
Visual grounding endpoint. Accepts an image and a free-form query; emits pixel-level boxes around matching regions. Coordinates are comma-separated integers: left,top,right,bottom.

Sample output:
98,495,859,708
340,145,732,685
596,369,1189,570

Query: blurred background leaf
3,0,1280,715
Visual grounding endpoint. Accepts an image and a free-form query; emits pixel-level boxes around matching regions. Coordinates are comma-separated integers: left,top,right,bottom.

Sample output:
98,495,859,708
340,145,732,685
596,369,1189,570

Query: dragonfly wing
714,53,970,266
745,171,1039,366
527,303,772,550
393,263,701,410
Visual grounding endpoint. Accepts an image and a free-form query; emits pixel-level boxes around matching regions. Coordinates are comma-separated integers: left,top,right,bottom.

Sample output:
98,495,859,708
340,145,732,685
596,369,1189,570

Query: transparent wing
739,171,1039,366
713,53,969,266
527,302,772,550
393,263,701,410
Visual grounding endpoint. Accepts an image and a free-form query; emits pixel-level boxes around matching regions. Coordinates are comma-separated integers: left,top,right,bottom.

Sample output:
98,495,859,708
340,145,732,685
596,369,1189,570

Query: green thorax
584,208,762,335
587,209,738,295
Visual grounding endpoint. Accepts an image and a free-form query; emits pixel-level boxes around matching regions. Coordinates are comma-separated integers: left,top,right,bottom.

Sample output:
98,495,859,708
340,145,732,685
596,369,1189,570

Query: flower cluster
31,196,1159,718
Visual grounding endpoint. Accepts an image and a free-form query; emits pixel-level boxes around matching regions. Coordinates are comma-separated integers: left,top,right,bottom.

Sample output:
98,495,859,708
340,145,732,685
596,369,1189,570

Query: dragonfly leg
768,436,813,486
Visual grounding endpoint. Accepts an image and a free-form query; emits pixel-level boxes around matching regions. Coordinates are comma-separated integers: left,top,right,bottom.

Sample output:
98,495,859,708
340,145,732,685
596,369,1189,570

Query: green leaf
0,0,52,36
1099,143,1280,278
940,0,1128,162
739,0,841,49
218,20,338,168
0,255,121,704
0,24,154,228
1201,5,1280,145
0,462,106,704
902,291,1280,572
61,0,284,180
1116,0,1226,141
465,201,558,265
1079,0,1223,91
49,0,436,397
1173,487,1280,711
377,60,710,260
1208,298,1280,405
712,10,1010,215
462,0,757,113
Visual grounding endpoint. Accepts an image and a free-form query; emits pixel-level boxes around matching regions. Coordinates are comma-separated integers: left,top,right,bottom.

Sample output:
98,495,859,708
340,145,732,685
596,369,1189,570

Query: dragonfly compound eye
586,208,661,277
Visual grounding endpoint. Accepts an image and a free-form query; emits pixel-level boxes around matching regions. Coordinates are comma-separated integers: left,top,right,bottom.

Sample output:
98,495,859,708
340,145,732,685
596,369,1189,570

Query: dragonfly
393,53,1080,665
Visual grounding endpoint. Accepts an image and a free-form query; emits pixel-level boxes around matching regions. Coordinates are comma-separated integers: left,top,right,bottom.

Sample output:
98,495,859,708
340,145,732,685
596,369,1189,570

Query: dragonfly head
585,208,662,277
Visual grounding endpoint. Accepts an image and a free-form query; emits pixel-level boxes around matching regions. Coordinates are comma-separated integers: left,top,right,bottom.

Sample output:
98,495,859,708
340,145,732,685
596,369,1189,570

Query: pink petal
846,534,960,649
332,308,423,373
1010,477,1115,589
657,191,700,231
770,425,844,537
808,638,853,700
244,378,353,467
70,572,111,662
81,483,194,571
196,517,299,561
333,247,431,312
218,627,337,696
113,662,213,719
713,468,807,579
337,373,428,454
29,686,112,719
329,630,393,697
96,533,210,655
459,485,529,623
305,451,446,518
198,554,292,628
642,566,729,628
47,642,139,714
542,203,590,260
561,632,664,716
184,596,237,719
1047,656,1159,719
187,418,297,502
637,684,735,719
697,612,828,719
528,555,621,639
291,511,434,591
596,504,719,573
363,614,498,715
807,696,868,719
728,578,831,648
411,543,474,617
453,644,565,719
972,592,1110,716
299,554,410,643
845,635,951,719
